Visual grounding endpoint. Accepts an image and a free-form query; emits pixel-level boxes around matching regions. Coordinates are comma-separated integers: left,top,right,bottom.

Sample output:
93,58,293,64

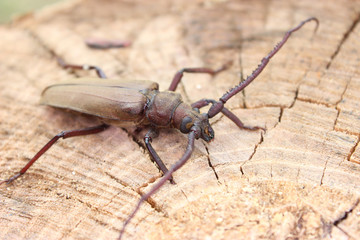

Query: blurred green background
0,0,63,23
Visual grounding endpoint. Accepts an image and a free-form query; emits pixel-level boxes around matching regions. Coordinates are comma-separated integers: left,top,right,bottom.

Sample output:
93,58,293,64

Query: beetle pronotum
1,17,318,239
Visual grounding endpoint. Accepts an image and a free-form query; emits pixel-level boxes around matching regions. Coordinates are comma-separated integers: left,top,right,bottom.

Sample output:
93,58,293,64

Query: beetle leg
220,107,265,131
118,127,198,240
0,124,109,185
192,99,264,131
85,39,131,49
168,61,232,91
144,129,175,184
56,57,107,79
191,98,216,109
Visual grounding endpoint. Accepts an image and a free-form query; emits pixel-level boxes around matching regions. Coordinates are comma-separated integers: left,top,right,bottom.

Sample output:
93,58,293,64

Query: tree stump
1,0,359,239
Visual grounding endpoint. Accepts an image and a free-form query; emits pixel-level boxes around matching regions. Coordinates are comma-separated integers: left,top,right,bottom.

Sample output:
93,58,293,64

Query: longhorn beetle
1,17,318,239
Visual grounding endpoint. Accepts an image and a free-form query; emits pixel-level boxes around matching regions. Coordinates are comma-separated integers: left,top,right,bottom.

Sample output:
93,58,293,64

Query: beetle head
198,113,214,141
180,112,214,142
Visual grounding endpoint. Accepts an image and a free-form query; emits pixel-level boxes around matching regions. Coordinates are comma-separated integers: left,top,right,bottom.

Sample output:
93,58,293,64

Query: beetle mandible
1,17,318,239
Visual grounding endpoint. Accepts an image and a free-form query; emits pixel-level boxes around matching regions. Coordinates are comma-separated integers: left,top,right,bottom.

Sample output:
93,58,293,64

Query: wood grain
1,0,359,239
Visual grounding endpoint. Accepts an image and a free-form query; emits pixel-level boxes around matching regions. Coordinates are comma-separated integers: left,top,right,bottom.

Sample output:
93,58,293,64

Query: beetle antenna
208,17,319,118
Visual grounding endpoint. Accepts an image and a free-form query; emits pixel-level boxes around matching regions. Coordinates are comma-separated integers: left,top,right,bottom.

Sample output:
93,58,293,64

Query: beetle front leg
144,129,175,184
168,61,232,91
56,57,107,79
0,124,109,185
192,99,264,131
119,127,198,240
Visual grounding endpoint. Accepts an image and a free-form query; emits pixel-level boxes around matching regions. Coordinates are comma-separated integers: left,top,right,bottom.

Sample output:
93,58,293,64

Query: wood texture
1,0,360,239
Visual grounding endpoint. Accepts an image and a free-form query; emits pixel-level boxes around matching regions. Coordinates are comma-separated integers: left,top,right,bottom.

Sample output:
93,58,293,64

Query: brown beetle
0,17,318,239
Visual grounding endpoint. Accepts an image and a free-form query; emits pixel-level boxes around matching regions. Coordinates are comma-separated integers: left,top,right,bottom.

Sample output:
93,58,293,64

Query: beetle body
41,78,159,125
41,77,214,141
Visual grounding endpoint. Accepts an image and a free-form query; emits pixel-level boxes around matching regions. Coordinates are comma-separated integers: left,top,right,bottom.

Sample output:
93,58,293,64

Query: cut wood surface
1,0,360,239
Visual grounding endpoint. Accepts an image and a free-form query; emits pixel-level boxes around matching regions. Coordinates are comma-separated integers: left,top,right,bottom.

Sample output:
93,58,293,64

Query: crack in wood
326,13,360,69
272,107,284,130
319,159,328,186
120,128,146,154
60,199,96,237
295,200,345,239
295,167,300,183
137,174,158,190
104,171,133,190
333,198,359,226
319,130,333,185
318,196,360,238
180,189,189,202
325,198,360,238
225,104,282,111
62,217,84,239
296,97,333,108
334,126,360,137
345,136,360,163
289,86,299,109
61,188,128,238
204,145,219,181
333,73,351,131
240,131,264,170
142,194,167,215
334,80,360,165
239,166,244,175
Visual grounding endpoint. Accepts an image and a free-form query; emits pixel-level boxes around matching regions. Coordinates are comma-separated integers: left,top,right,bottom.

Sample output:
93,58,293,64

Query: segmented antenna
221,17,319,103
208,17,319,118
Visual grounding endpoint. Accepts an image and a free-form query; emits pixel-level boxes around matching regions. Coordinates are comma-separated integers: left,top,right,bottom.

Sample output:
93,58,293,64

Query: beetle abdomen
41,78,158,123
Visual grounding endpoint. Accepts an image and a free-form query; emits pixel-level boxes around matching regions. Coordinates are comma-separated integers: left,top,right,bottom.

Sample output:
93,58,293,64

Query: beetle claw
0,173,22,186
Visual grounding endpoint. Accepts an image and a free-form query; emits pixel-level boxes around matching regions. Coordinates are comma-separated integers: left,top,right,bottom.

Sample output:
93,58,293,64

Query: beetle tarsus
2,124,110,185
56,57,108,79
0,173,23,186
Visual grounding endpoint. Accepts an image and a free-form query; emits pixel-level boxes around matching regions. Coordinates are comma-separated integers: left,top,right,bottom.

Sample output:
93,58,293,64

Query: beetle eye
204,126,209,135
201,124,214,142
180,116,193,133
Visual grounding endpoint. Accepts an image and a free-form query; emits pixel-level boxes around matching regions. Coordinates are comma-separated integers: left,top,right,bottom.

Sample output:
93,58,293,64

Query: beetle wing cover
41,78,159,122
